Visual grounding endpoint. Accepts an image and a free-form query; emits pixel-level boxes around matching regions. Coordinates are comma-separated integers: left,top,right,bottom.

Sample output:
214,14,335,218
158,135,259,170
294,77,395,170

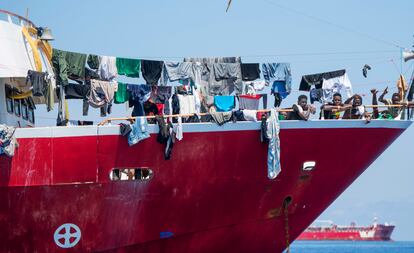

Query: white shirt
322,73,353,102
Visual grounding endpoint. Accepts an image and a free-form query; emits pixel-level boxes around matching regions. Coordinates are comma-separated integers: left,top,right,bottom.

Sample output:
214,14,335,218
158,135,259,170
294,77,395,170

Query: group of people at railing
284,87,414,122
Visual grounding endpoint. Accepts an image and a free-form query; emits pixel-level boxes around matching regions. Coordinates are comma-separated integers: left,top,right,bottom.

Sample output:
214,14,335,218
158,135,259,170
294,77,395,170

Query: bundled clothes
0,124,17,157
210,111,233,126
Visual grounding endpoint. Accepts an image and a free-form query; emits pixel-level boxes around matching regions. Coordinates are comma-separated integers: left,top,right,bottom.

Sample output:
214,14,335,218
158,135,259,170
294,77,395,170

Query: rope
261,0,405,50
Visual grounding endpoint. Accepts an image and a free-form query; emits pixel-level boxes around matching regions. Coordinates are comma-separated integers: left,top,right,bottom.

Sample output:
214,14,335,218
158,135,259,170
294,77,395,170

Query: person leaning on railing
320,92,352,120
376,87,414,120
287,95,316,121
342,94,371,121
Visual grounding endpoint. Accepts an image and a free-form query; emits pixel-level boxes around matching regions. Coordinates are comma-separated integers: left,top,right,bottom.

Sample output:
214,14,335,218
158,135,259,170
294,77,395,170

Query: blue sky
4,0,414,240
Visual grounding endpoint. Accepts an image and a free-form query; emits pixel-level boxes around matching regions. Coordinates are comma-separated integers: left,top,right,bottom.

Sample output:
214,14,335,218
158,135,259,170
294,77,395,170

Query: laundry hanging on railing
127,116,150,146
0,124,18,157
266,108,281,179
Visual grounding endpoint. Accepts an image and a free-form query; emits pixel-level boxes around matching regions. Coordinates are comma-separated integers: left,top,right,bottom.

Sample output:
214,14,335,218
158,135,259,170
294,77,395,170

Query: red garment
156,103,165,115
239,94,262,99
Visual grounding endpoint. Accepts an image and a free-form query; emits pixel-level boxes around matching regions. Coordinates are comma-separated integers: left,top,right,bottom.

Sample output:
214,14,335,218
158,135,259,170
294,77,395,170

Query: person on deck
320,93,351,120
377,87,414,119
342,94,371,120
287,95,316,121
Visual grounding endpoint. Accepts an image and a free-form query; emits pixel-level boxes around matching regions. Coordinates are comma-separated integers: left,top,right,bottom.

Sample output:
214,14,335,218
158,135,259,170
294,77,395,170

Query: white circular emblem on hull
54,223,81,248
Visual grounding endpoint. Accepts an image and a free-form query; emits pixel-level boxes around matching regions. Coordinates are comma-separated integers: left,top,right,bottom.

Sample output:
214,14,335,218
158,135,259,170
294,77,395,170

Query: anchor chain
283,197,292,253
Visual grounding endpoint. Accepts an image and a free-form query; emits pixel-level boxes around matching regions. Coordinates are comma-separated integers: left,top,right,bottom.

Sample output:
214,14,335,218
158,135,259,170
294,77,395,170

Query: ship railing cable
98,104,413,126
98,108,294,126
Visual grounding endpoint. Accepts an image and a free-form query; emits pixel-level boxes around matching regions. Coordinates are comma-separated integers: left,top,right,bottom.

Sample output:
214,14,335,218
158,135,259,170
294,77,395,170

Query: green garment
87,54,100,70
52,49,87,86
114,82,130,104
116,57,141,78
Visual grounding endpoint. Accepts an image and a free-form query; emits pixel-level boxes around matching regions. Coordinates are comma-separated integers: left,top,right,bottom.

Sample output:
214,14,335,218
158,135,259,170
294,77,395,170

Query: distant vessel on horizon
297,219,395,241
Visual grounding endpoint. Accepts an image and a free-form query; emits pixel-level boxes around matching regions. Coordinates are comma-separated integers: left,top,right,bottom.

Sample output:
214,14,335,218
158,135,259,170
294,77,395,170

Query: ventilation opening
110,168,153,181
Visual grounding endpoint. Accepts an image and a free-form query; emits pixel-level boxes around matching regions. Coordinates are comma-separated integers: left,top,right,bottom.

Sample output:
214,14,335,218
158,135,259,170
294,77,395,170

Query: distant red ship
297,220,395,241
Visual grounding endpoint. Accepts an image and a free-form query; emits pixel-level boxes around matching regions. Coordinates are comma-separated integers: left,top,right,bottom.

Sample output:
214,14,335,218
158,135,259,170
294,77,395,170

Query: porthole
110,168,153,181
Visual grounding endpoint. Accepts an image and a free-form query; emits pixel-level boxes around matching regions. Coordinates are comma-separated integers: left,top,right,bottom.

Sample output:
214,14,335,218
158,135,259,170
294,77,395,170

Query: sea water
288,241,414,253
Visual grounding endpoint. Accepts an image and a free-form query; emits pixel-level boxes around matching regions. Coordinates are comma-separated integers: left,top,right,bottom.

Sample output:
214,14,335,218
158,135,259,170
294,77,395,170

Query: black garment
85,67,100,82
119,123,132,137
241,63,260,81
362,64,371,78
262,94,268,109
151,86,172,104
155,116,174,160
143,101,159,116
26,70,48,97
310,88,323,104
260,114,268,143
64,83,90,99
155,115,169,144
299,69,346,91
141,60,164,85
87,54,100,70
171,94,180,123
274,93,282,107
63,83,93,116
233,110,246,121
151,86,172,115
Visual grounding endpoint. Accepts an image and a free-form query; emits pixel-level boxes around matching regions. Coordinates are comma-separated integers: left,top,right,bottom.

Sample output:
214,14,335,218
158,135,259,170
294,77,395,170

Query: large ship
0,9,411,253
297,220,395,241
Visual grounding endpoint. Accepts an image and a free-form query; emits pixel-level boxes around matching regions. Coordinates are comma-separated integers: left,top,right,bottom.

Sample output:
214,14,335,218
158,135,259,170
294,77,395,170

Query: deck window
14,100,21,117
28,108,35,123
110,168,153,181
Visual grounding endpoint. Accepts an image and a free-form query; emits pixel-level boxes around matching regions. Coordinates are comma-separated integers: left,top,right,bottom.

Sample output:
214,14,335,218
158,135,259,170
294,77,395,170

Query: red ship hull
0,120,409,252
